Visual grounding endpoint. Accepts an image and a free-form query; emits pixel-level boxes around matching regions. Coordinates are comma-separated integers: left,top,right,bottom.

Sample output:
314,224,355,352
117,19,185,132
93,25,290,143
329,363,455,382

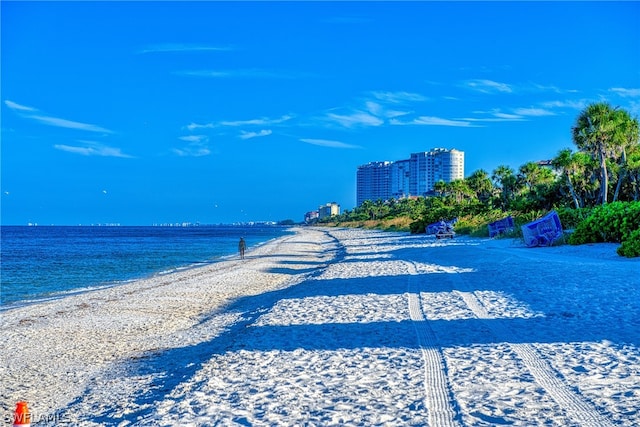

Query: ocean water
0,225,293,307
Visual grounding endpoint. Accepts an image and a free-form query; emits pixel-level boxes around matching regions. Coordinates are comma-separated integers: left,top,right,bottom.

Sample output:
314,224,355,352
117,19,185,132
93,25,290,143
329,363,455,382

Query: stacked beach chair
426,218,457,239
521,211,564,247
488,215,515,238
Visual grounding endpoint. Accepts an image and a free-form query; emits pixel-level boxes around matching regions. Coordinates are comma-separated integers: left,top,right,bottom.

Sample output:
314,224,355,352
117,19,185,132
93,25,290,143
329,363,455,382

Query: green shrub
569,201,640,246
617,229,640,257
556,207,593,230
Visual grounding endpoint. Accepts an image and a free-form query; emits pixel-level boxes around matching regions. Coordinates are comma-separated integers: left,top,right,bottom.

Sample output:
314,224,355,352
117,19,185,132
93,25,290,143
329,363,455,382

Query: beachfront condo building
356,148,464,206
318,202,340,219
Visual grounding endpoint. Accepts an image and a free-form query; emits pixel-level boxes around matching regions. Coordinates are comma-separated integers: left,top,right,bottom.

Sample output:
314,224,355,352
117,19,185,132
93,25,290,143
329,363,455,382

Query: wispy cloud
513,107,555,117
322,90,425,128
300,138,361,149
540,99,589,110
138,43,233,54
185,115,292,132
29,115,113,133
610,87,640,98
174,135,210,157
463,79,513,94
185,122,215,132
54,141,133,158
493,112,524,120
462,115,524,123
370,91,428,103
220,115,293,127
4,100,37,112
464,106,555,122
326,111,384,128
390,116,475,127
177,69,299,79
5,100,113,133
364,101,411,119
239,130,272,140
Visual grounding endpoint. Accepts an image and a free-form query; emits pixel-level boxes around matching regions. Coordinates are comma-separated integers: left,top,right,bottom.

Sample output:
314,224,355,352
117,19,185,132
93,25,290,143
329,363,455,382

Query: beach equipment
488,215,515,237
426,218,456,239
426,218,457,237
521,210,564,247
13,401,31,427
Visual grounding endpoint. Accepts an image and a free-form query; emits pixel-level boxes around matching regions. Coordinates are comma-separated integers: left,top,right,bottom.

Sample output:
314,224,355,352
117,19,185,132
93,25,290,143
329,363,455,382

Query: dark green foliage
555,207,593,230
568,202,640,256
617,229,640,257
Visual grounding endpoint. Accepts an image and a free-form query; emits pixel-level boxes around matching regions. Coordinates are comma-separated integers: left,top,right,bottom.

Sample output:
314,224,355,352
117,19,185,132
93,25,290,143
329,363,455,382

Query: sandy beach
1,227,638,426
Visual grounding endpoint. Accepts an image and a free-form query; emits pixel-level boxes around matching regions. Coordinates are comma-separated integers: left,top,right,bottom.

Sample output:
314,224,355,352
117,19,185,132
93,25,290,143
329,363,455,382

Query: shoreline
1,227,338,421
0,229,291,312
1,227,637,425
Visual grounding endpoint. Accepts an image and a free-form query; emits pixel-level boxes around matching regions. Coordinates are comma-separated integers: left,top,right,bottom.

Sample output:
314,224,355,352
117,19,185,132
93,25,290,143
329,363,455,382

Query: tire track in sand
455,290,615,427
406,262,461,427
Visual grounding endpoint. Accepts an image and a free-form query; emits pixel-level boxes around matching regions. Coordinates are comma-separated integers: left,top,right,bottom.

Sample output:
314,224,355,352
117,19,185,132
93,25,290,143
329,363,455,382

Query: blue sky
2,1,639,225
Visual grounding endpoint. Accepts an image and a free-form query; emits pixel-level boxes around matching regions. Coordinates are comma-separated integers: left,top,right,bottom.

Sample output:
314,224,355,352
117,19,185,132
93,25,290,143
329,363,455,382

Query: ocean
0,225,293,308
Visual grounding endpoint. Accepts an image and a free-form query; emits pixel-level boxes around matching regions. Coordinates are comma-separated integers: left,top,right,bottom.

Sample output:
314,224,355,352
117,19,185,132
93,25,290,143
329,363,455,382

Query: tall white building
356,148,464,205
356,161,392,206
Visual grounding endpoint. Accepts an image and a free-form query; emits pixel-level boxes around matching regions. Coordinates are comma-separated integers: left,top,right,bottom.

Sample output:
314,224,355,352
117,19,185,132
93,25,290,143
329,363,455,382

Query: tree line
321,101,640,237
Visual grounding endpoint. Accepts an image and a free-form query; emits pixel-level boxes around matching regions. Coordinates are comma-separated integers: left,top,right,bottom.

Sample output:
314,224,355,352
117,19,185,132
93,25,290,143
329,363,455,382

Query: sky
1,1,639,225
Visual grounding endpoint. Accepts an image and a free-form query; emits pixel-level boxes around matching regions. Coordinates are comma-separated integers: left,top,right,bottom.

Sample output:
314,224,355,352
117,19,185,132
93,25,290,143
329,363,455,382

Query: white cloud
29,115,113,133
5,100,113,134
464,79,513,94
610,87,640,98
385,109,412,119
462,109,525,122
540,99,589,110
178,69,297,79
370,91,427,103
139,44,233,54
185,115,292,131
300,138,361,149
513,107,555,117
4,100,37,112
390,116,474,127
185,122,215,131
365,101,383,117
493,112,524,120
54,141,132,158
239,130,272,140
326,111,384,128
179,135,208,143
220,115,293,127
172,145,210,157
173,135,210,157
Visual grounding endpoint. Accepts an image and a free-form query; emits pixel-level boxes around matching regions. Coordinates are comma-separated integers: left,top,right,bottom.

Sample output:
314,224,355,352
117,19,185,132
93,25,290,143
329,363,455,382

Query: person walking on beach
238,237,247,259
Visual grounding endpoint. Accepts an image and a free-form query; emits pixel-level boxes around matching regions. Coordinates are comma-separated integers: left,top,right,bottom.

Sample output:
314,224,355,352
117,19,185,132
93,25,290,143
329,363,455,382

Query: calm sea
0,225,293,307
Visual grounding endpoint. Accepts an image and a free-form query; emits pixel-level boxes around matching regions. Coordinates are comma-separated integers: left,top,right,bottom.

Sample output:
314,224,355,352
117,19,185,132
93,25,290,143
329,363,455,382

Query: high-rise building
390,159,410,200
356,148,464,205
318,202,340,219
356,161,393,206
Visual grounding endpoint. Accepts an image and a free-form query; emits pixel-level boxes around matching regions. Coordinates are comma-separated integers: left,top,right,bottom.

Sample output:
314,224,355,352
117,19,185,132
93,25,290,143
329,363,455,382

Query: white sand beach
1,227,639,426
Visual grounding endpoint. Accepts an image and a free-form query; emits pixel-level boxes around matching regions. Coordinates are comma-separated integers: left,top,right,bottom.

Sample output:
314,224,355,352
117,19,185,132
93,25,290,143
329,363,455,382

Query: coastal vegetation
319,102,640,257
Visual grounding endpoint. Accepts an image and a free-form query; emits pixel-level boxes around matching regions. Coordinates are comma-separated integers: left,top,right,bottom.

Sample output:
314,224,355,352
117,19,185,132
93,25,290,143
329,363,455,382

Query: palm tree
466,169,494,204
433,180,447,197
552,149,581,208
446,179,473,204
492,165,517,210
612,110,640,202
572,102,624,205
627,147,640,200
